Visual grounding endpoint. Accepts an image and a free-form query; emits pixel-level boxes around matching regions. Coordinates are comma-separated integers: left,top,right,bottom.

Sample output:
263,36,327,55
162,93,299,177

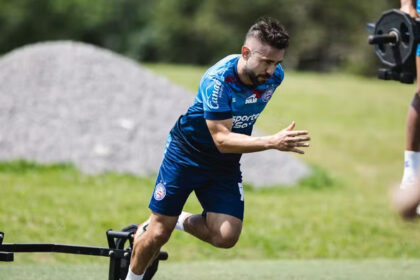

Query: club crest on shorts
154,183,166,201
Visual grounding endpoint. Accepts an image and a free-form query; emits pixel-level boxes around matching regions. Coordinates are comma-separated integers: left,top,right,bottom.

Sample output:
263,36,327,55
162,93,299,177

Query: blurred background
0,0,397,74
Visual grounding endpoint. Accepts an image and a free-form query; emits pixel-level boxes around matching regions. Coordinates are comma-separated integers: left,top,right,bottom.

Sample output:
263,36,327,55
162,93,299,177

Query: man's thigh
195,169,244,221
149,157,210,216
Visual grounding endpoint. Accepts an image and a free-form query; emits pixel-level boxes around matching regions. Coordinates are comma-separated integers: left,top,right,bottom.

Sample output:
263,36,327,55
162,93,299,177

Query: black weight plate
374,9,415,67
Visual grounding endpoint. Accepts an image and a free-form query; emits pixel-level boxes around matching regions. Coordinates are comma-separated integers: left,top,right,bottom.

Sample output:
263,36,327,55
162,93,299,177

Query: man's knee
134,222,174,248
150,226,172,245
210,230,240,248
206,213,242,248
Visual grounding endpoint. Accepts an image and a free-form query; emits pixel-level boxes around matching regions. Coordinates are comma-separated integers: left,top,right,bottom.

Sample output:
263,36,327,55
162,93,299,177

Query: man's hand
268,122,310,154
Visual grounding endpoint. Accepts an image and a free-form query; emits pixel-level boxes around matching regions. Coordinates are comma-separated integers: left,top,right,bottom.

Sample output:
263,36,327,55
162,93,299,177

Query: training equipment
367,9,420,84
0,224,168,280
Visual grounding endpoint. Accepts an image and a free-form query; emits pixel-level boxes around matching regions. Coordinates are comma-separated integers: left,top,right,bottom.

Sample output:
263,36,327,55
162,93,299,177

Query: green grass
2,260,420,280
1,64,420,268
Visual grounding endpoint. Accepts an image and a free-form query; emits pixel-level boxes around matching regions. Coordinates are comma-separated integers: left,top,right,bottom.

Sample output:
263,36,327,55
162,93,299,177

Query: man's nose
266,65,276,76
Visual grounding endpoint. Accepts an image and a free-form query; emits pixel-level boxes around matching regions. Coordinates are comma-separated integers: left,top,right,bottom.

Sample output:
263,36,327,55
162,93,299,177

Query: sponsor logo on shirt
207,79,222,109
233,113,260,129
245,95,258,104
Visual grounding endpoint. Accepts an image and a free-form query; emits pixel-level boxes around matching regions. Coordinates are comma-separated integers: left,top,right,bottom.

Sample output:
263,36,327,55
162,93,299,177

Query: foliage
298,165,337,190
0,160,72,173
0,0,402,74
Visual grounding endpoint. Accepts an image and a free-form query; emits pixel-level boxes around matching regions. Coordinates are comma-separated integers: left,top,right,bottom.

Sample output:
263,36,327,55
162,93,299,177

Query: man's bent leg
180,169,243,248
129,212,177,277
183,212,242,248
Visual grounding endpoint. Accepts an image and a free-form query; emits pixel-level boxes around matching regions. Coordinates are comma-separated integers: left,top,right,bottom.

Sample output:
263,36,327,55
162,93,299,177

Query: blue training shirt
167,54,284,171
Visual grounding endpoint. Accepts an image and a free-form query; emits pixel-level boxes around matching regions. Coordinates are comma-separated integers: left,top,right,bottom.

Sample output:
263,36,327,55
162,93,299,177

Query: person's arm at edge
401,0,418,17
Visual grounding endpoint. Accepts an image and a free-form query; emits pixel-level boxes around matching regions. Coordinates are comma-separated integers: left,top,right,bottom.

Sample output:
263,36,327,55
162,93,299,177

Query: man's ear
241,46,251,60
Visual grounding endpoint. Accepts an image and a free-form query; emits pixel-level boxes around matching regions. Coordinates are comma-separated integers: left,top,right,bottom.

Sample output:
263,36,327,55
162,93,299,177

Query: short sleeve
273,64,285,84
201,78,232,120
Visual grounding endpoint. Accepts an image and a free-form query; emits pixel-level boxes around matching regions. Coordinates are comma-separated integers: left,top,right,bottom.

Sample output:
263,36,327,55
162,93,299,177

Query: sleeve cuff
204,111,233,120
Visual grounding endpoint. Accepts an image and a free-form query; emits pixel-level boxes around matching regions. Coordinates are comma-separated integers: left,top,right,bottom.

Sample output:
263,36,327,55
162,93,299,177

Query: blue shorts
417,44,420,57
148,152,245,221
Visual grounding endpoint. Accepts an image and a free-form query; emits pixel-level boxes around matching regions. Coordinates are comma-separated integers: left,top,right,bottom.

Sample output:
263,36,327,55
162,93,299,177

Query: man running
126,16,311,280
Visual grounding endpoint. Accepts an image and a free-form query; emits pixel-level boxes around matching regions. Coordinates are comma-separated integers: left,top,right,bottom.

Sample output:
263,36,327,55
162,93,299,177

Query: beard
244,66,271,87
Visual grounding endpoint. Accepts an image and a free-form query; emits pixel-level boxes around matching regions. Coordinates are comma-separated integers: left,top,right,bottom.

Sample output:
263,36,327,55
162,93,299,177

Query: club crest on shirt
154,183,166,201
262,88,275,102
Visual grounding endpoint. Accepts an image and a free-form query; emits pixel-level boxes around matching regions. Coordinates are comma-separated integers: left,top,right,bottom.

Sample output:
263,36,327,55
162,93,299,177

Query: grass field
2,260,420,280
1,64,420,278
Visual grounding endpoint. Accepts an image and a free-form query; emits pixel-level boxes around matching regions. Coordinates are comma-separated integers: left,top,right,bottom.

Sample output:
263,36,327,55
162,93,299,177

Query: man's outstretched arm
206,119,310,154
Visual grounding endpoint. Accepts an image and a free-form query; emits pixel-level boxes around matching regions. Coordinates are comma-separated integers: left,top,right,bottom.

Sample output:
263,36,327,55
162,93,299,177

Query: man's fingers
286,142,309,149
277,126,310,154
290,148,304,154
285,121,295,131
287,130,309,137
296,142,310,147
286,136,311,143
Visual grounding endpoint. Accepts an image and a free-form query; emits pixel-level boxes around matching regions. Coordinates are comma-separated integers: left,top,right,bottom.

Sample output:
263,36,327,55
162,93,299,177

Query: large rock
0,41,311,187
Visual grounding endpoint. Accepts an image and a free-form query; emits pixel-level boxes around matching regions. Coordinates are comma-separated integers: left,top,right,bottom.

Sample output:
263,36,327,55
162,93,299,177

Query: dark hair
246,16,289,49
